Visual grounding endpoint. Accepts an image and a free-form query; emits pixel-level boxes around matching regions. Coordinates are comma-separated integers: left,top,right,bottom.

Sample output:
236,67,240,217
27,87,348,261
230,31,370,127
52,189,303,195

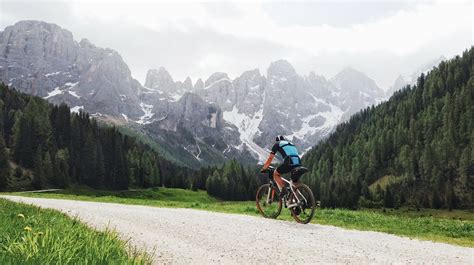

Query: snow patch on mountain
287,100,343,153
68,90,81,99
44,87,63,99
65,82,79,88
70,106,84,113
224,105,268,161
44,71,61,77
44,82,80,99
136,102,154,125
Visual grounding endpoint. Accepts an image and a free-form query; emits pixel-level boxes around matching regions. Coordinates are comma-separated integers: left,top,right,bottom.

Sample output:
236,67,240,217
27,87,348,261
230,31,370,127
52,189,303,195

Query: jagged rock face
144,68,177,94
194,78,204,90
182,77,193,92
258,60,308,141
144,59,383,159
144,92,241,162
330,67,384,120
194,72,235,111
232,69,265,116
254,60,335,150
0,20,143,119
155,93,223,133
140,68,183,113
306,72,338,105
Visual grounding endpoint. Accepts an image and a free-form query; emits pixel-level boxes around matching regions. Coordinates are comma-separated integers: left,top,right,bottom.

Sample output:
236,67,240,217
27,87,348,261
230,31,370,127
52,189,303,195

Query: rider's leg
275,158,291,191
273,170,285,191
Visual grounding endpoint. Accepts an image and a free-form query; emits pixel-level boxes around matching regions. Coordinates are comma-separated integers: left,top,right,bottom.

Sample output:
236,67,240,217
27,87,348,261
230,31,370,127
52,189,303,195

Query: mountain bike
256,166,316,224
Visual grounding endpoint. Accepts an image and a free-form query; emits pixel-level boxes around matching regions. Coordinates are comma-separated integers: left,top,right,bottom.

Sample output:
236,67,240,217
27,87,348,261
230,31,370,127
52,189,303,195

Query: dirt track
2,195,473,264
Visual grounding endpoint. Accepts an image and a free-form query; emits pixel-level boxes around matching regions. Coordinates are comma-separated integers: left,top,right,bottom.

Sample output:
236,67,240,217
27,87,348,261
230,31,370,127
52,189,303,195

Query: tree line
0,83,191,191
302,48,473,210
204,159,259,200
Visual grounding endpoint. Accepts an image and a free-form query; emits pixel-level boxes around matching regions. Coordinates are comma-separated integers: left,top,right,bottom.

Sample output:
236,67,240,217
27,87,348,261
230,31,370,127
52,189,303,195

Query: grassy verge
0,198,151,264
4,187,474,247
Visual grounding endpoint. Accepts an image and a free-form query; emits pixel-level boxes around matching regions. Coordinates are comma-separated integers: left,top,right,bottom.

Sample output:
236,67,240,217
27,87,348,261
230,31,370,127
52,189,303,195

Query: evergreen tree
384,186,395,208
32,146,44,189
42,151,53,187
7,167,31,191
54,149,69,188
0,134,9,190
95,143,105,188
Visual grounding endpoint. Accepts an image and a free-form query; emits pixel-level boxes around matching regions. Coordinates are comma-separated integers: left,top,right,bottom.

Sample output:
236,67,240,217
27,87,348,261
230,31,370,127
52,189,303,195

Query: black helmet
275,135,286,142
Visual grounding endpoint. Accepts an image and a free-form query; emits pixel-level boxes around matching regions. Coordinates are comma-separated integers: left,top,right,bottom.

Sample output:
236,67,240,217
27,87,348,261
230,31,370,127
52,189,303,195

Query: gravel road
2,195,473,264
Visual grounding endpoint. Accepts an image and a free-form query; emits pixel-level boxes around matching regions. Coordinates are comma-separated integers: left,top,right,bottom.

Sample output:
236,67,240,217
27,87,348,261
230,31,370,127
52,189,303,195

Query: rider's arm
262,143,279,170
262,153,275,170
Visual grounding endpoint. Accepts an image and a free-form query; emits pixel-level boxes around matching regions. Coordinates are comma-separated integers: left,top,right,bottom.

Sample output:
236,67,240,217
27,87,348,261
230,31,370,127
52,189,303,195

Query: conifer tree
42,151,53,187
0,134,9,190
32,146,44,189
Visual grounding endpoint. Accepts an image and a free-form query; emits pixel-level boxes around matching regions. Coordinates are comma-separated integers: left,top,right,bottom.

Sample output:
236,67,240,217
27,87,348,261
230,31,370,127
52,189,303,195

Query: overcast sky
0,0,472,89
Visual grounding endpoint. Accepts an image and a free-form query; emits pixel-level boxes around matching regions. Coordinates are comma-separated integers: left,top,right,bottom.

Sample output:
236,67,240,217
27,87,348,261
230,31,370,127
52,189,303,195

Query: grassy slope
4,188,474,248
0,198,151,264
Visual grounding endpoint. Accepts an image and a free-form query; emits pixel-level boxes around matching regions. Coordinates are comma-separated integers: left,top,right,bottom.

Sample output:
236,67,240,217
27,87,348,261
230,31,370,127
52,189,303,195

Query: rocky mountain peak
333,67,367,81
144,67,175,90
204,72,230,87
13,20,69,36
0,20,144,120
331,67,381,93
79,38,95,49
183,77,193,91
1,20,76,65
194,78,204,90
196,72,234,111
307,71,327,83
330,67,384,120
267,59,297,77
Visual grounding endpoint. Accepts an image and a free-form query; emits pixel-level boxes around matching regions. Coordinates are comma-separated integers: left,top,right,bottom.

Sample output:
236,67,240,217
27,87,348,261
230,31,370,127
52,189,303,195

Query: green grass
4,187,474,248
370,207,474,221
0,198,151,264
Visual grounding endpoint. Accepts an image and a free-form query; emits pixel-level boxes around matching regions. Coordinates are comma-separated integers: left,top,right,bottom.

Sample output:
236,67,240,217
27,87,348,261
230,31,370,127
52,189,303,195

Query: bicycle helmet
275,135,286,142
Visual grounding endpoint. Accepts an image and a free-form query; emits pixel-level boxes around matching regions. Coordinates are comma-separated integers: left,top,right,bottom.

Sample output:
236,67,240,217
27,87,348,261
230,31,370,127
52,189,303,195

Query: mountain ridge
0,20,404,166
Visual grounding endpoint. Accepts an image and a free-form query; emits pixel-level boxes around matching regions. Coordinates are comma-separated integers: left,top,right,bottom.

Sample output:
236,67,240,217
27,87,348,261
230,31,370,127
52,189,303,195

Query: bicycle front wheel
288,184,316,224
256,183,282,219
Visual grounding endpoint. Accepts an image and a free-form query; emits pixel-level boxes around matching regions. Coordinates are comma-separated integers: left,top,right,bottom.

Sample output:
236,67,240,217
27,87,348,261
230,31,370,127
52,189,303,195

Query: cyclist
260,135,302,197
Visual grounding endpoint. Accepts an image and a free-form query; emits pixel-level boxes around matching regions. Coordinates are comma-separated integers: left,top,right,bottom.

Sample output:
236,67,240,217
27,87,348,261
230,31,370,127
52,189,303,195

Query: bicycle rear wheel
256,183,282,219
288,184,316,224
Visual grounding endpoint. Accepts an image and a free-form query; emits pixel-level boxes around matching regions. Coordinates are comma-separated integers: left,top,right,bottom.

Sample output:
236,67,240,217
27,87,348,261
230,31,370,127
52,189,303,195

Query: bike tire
256,183,282,219
288,184,316,224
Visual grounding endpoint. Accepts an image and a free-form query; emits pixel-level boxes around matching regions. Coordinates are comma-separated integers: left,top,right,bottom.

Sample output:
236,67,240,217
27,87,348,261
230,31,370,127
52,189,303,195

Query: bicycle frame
265,176,308,209
282,177,308,209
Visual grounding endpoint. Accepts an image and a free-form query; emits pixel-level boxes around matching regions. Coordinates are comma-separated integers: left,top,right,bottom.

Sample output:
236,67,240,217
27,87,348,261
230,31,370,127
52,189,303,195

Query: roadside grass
370,207,474,221
0,198,151,264
4,187,474,248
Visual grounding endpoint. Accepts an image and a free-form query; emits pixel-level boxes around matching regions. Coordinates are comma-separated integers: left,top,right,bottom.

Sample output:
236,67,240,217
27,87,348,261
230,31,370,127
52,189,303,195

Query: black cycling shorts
276,157,300,174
